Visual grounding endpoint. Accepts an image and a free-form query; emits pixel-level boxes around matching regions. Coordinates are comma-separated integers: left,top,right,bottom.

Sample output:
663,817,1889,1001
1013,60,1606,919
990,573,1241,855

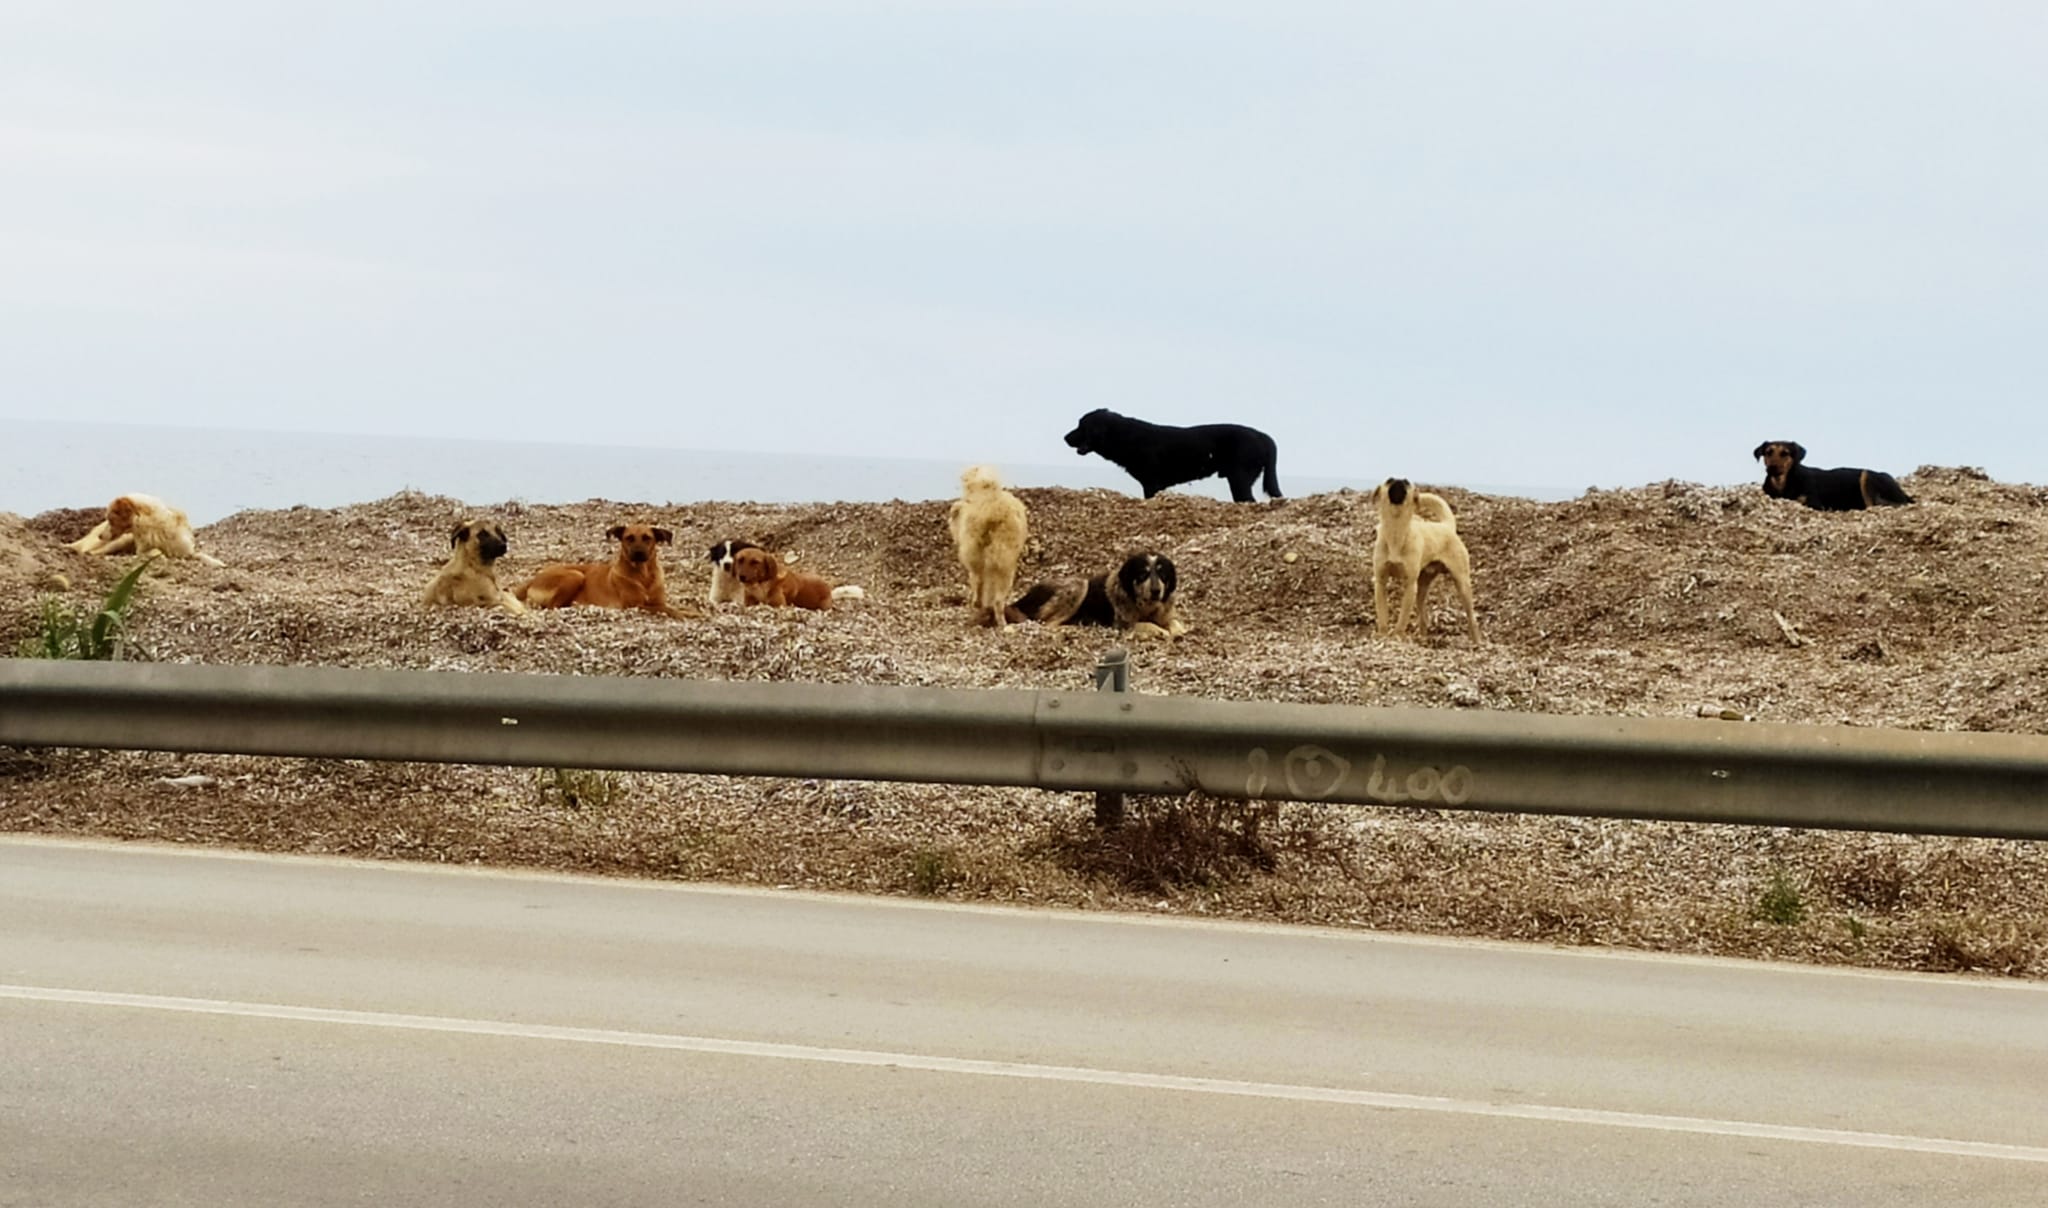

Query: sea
1,418,1571,526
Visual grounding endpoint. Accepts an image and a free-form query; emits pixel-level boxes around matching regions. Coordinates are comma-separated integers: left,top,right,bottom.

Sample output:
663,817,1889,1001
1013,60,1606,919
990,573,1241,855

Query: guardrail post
1092,647,1130,830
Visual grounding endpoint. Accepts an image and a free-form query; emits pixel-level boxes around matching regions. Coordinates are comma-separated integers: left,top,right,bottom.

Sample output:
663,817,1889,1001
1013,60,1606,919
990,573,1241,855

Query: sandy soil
5,466,2046,977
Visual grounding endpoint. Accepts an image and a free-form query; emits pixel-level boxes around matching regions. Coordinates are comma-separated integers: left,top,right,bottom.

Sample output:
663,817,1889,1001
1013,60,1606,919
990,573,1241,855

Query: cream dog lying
67,493,224,566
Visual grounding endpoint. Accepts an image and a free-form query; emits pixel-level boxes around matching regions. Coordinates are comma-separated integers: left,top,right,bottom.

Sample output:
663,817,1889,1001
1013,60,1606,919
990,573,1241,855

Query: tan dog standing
518,523,698,618
948,465,1030,627
67,493,224,566
423,519,525,613
1371,478,1479,644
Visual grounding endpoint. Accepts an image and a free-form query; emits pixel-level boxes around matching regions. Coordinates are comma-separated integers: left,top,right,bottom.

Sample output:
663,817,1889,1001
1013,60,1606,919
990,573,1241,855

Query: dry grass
5,467,2048,978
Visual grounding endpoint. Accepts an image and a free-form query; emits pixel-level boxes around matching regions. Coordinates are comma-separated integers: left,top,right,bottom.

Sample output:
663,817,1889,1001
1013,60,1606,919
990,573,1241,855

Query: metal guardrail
5,658,2048,839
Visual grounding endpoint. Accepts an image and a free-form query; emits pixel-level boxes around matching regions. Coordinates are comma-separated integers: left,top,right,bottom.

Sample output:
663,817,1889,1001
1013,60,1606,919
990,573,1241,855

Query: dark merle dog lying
1753,442,1913,511
1065,408,1282,502
1008,552,1187,638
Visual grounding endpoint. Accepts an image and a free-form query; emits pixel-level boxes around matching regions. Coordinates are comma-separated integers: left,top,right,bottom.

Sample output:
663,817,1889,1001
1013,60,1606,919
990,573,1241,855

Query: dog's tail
1866,472,1913,507
1413,491,1457,527
1262,456,1283,500
1010,582,1059,622
831,585,866,603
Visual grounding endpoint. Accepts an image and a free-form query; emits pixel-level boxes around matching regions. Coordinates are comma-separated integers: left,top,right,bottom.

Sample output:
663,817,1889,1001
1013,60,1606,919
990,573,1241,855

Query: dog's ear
1752,442,1770,460
607,524,627,542
450,522,470,548
1787,442,1807,463
652,526,673,545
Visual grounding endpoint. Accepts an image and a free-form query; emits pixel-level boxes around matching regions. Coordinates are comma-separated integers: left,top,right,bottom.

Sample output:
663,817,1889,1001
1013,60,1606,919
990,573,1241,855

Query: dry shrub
1904,848,2012,911
1034,792,1278,894
1919,913,2045,976
907,846,963,896
1816,846,1913,913
0,746,61,779
1517,887,1645,945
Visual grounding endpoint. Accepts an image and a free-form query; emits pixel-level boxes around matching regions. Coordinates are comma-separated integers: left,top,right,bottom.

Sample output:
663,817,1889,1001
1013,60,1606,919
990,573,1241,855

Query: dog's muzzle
477,534,507,562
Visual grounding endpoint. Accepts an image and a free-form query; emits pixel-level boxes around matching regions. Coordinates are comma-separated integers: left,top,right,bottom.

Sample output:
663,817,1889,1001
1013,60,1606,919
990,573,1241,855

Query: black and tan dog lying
423,519,525,613
1009,552,1189,639
1753,441,1913,511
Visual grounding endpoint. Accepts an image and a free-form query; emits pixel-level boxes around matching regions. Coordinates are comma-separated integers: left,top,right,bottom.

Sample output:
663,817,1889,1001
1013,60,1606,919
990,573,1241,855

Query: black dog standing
1065,408,1283,502
1752,442,1913,511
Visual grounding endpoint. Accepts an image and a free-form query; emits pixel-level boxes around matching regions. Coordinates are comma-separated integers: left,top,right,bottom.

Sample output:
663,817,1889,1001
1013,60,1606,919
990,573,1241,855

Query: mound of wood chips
5,467,2046,977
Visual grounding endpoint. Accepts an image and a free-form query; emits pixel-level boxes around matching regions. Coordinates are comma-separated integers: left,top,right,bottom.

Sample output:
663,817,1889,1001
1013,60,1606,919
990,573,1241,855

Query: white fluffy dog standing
67,493,224,566
948,465,1030,627
1371,477,1479,643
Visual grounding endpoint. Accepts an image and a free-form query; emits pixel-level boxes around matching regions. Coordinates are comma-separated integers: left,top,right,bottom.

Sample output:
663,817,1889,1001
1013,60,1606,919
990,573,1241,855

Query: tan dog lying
732,547,864,611
423,519,525,613
517,523,698,618
1371,478,1479,643
67,493,224,566
948,465,1030,627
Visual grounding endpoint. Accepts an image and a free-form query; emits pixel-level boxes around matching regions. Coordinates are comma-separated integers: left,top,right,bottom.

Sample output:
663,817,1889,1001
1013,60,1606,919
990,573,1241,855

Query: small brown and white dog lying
706,538,763,606
423,519,525,613
1371,478,1480,643
731,547,865,611
517,523,699,618
67,493,224,566
948,465,1030,627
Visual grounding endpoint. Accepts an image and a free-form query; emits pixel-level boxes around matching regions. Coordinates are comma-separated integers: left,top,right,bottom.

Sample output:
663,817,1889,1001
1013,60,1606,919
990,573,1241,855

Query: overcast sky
4,1,2043,490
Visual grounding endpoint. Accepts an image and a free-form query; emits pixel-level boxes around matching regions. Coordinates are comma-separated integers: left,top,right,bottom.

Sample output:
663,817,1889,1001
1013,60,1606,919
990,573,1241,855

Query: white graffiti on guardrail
1244,747,1473,805
1366,755,1473,805
1285,745,1351,798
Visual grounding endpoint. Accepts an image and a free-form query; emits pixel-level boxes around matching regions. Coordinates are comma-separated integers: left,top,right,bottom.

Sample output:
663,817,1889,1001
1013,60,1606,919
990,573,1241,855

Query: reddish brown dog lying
517,523,699,618
732,546,864,611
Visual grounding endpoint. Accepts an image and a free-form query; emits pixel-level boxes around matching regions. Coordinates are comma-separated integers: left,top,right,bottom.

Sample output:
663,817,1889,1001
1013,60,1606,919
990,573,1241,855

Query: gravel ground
4,465,2046,978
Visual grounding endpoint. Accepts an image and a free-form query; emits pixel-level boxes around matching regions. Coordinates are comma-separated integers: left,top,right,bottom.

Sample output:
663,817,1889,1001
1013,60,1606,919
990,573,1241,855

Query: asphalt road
3,836,2044,1206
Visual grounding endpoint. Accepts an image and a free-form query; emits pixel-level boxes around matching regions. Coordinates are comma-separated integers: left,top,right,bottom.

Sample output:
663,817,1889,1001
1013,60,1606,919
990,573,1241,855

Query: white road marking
6,981,2044,1164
